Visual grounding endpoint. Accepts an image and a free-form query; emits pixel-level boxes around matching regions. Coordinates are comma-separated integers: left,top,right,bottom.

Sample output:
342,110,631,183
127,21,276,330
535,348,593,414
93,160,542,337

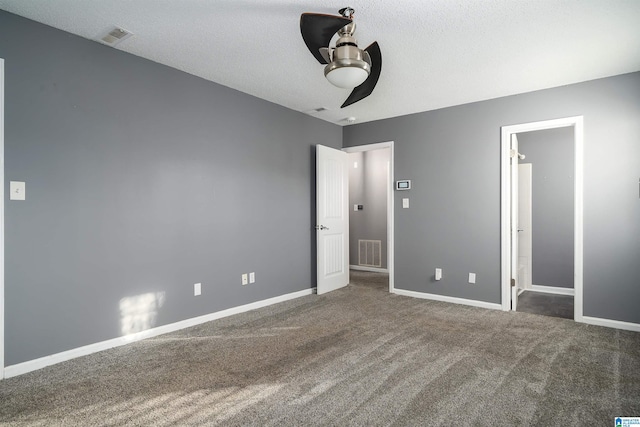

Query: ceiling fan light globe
324,59,370,88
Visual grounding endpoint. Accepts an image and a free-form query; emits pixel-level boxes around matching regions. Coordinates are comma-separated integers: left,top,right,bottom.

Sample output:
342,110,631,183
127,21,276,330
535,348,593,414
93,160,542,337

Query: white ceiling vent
97,26,133,47
306,107,328,114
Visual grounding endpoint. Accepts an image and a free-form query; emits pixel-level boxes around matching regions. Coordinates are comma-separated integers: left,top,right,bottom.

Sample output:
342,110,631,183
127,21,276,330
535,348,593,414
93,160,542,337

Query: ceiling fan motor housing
324,22,371,87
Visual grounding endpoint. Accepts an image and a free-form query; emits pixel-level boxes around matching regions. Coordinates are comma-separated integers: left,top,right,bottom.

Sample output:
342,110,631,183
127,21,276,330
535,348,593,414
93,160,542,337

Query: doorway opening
343,142,394,292
514,127,576,319
500,117,584,322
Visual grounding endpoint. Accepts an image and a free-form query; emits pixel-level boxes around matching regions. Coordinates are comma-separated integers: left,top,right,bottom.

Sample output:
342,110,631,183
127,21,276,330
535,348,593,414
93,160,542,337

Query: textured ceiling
1,0,639,125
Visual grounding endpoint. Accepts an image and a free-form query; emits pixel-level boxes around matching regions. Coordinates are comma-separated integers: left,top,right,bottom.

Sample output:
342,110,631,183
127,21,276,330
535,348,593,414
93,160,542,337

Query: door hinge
511,278,516,287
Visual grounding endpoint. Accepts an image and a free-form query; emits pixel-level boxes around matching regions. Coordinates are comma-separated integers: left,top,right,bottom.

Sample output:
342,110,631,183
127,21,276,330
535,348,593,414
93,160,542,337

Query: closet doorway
514,127,576,319
501,117,584,321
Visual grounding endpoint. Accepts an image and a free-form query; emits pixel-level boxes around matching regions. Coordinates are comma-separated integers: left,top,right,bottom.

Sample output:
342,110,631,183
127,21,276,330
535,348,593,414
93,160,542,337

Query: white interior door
510,134,520,310
316,145,349,295
518,163,532,291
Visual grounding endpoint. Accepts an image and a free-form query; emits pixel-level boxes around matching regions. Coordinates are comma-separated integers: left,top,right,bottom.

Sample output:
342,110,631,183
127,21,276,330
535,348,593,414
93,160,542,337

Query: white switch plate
10,181,26,201
435,268,442,281
468,273,476,284
402,198,409,209
249,272,255,283
242,274,248,285
354,204,358,211
194,283,201,296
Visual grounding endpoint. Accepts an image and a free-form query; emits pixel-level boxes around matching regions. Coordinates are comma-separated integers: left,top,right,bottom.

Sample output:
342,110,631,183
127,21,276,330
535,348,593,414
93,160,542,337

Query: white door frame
510,133,520,311
500,116,584,321
1,58,5,379
342,141,395,292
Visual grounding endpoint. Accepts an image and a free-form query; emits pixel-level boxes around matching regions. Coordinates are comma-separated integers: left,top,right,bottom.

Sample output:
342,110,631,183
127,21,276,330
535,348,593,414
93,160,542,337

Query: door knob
315,225,330,230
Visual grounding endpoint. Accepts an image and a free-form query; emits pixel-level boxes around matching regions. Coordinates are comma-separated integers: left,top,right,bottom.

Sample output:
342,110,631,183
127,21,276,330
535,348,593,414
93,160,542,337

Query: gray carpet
517,291,574,320
1,270,639,426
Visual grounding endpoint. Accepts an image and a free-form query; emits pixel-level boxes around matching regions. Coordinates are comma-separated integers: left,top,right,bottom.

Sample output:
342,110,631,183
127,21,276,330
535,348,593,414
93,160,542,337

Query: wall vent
97,26,133,46
358,240,381,267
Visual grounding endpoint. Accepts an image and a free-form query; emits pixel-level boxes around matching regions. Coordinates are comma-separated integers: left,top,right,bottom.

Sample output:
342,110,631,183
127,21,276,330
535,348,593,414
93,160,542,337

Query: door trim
1,58,5,379
500,116,584,322
342,141,394,292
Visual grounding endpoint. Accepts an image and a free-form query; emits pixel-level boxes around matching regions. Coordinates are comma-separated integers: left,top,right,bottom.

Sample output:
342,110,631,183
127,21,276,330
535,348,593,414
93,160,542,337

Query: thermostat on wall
396,180,411,191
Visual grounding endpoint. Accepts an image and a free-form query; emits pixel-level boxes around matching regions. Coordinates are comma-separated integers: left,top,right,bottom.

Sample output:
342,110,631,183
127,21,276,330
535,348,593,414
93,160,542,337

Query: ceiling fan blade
341,42,382,108
300,13,351,64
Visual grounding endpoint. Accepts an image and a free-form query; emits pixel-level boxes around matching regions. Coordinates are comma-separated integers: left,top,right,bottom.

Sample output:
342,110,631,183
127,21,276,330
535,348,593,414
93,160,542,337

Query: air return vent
358,240,381,267
97,26,133,46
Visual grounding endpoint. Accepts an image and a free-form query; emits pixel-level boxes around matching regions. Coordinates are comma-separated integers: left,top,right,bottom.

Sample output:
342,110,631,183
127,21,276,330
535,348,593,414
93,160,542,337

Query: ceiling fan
300,7,381,108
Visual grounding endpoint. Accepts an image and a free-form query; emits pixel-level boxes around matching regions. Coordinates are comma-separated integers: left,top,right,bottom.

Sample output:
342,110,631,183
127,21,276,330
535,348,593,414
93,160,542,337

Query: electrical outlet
242,274,248,285
249,272,255,283
194,283,201,296
468,273,476,284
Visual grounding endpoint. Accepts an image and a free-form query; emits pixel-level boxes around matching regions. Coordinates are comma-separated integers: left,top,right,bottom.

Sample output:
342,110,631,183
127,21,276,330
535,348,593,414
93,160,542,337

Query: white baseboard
581,316,640,333
392,288,502,311
528,284,575,296
350,265,389,273
4,287,315,379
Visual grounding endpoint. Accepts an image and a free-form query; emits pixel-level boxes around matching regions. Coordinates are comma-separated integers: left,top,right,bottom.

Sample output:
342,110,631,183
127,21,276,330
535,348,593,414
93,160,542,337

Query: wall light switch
354,204,359,211
435,268,442,281
249,272,255,283
402,198,409,209
10,181,26,201
194,283,201,296
468,273,476,284
242,274,248,285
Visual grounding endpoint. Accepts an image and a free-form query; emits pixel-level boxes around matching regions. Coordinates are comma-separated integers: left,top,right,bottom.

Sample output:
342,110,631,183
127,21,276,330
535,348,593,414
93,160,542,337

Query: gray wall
348,148,389,269
1,11,341,365
518,127,574,288
343,72,640,324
